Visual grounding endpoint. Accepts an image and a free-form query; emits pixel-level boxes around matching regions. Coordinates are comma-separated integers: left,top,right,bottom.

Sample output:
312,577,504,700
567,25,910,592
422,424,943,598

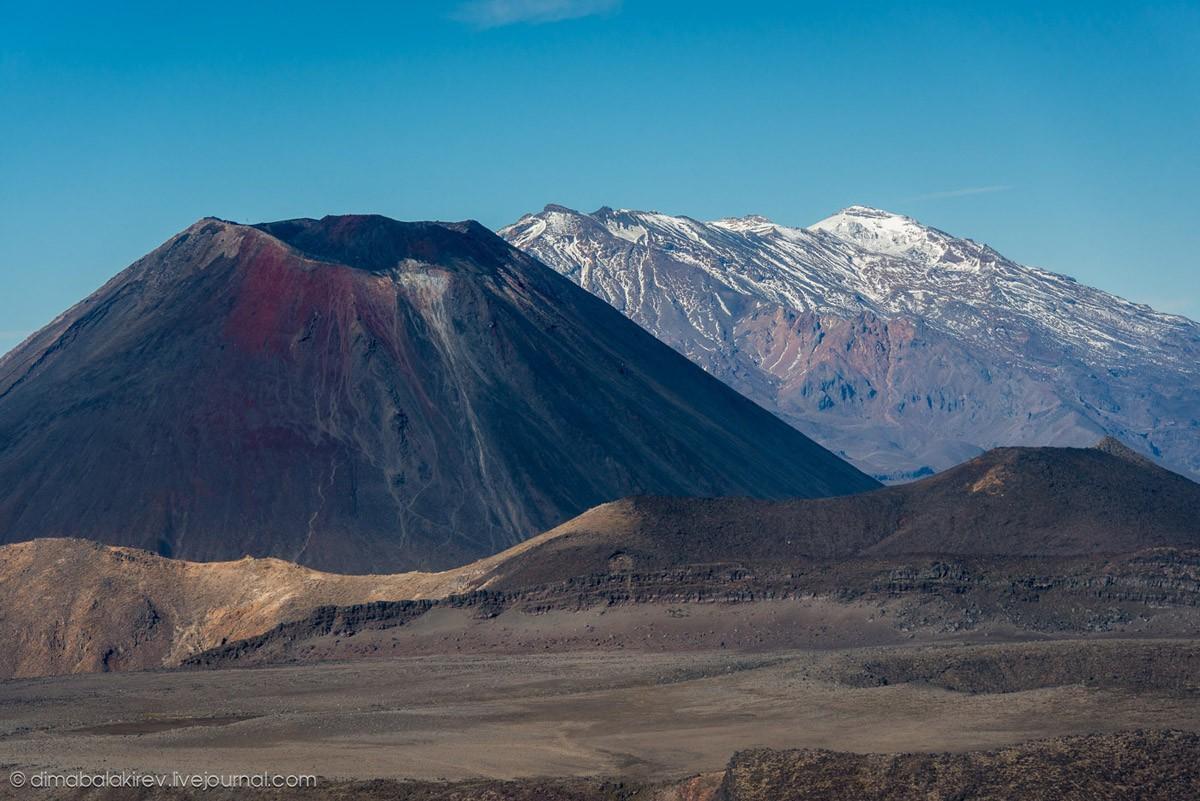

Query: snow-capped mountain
501,204,1200,481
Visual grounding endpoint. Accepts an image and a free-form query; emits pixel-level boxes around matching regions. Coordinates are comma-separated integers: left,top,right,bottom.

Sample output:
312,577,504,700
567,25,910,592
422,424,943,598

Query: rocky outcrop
714,731,1200,801
173,543,1200,670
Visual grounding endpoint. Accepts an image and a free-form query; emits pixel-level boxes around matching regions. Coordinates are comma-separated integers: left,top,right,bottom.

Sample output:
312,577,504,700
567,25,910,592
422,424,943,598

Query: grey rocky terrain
502,205,1200,481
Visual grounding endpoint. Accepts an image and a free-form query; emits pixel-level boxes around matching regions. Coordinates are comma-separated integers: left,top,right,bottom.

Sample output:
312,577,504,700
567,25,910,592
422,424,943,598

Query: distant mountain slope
0,215,877,573
501,205,1200,480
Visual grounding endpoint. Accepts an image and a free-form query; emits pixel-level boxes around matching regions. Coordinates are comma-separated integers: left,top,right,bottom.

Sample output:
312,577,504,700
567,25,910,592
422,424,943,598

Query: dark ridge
478,443,1200,591
252,214,514,273
182,593,508,669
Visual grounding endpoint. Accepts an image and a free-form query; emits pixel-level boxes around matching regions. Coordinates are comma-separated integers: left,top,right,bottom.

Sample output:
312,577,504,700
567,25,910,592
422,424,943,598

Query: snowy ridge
501,204,1200,480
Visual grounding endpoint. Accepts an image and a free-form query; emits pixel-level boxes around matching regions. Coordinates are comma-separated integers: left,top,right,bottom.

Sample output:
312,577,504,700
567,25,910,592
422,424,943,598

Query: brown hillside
3,441,1197,678
0,538,472,678
476,441,1200,590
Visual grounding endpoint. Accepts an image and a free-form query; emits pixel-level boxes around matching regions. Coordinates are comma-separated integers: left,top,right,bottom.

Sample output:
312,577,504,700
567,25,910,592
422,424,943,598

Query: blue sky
2,1,1198,353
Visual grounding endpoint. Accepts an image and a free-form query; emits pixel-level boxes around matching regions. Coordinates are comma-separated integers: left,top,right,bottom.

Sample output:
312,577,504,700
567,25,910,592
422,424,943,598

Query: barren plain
2,637,1199,799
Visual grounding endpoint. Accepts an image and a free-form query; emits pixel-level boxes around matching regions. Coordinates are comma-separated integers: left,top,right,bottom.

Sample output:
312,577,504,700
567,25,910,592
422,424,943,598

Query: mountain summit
810,205,986,267
0,215,876,572
501,205,1200,480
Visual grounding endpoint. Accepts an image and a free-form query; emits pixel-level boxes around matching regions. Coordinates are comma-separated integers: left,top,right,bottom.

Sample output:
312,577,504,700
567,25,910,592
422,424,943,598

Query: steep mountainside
0,215,876,572
501,205,1200,480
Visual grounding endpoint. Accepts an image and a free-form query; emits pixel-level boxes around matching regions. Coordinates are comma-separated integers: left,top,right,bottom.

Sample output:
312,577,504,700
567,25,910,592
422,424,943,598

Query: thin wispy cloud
454,0,620,28
905,185,1013,201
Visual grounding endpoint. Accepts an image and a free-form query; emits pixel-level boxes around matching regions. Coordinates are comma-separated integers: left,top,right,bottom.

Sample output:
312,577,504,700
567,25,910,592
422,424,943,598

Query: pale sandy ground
2,643,1198,787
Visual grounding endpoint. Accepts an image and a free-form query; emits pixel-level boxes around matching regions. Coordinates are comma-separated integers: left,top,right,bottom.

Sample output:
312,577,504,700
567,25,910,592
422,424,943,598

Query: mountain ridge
501,204,1200,480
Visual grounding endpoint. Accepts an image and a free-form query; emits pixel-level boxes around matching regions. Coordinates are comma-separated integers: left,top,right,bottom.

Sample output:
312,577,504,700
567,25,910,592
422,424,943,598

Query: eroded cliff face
730,308,1092,477
0,215,875,573
502,205,1200,481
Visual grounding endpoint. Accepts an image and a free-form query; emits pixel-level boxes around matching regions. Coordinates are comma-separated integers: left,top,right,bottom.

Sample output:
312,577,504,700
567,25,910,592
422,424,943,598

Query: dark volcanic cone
0,215,877,571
